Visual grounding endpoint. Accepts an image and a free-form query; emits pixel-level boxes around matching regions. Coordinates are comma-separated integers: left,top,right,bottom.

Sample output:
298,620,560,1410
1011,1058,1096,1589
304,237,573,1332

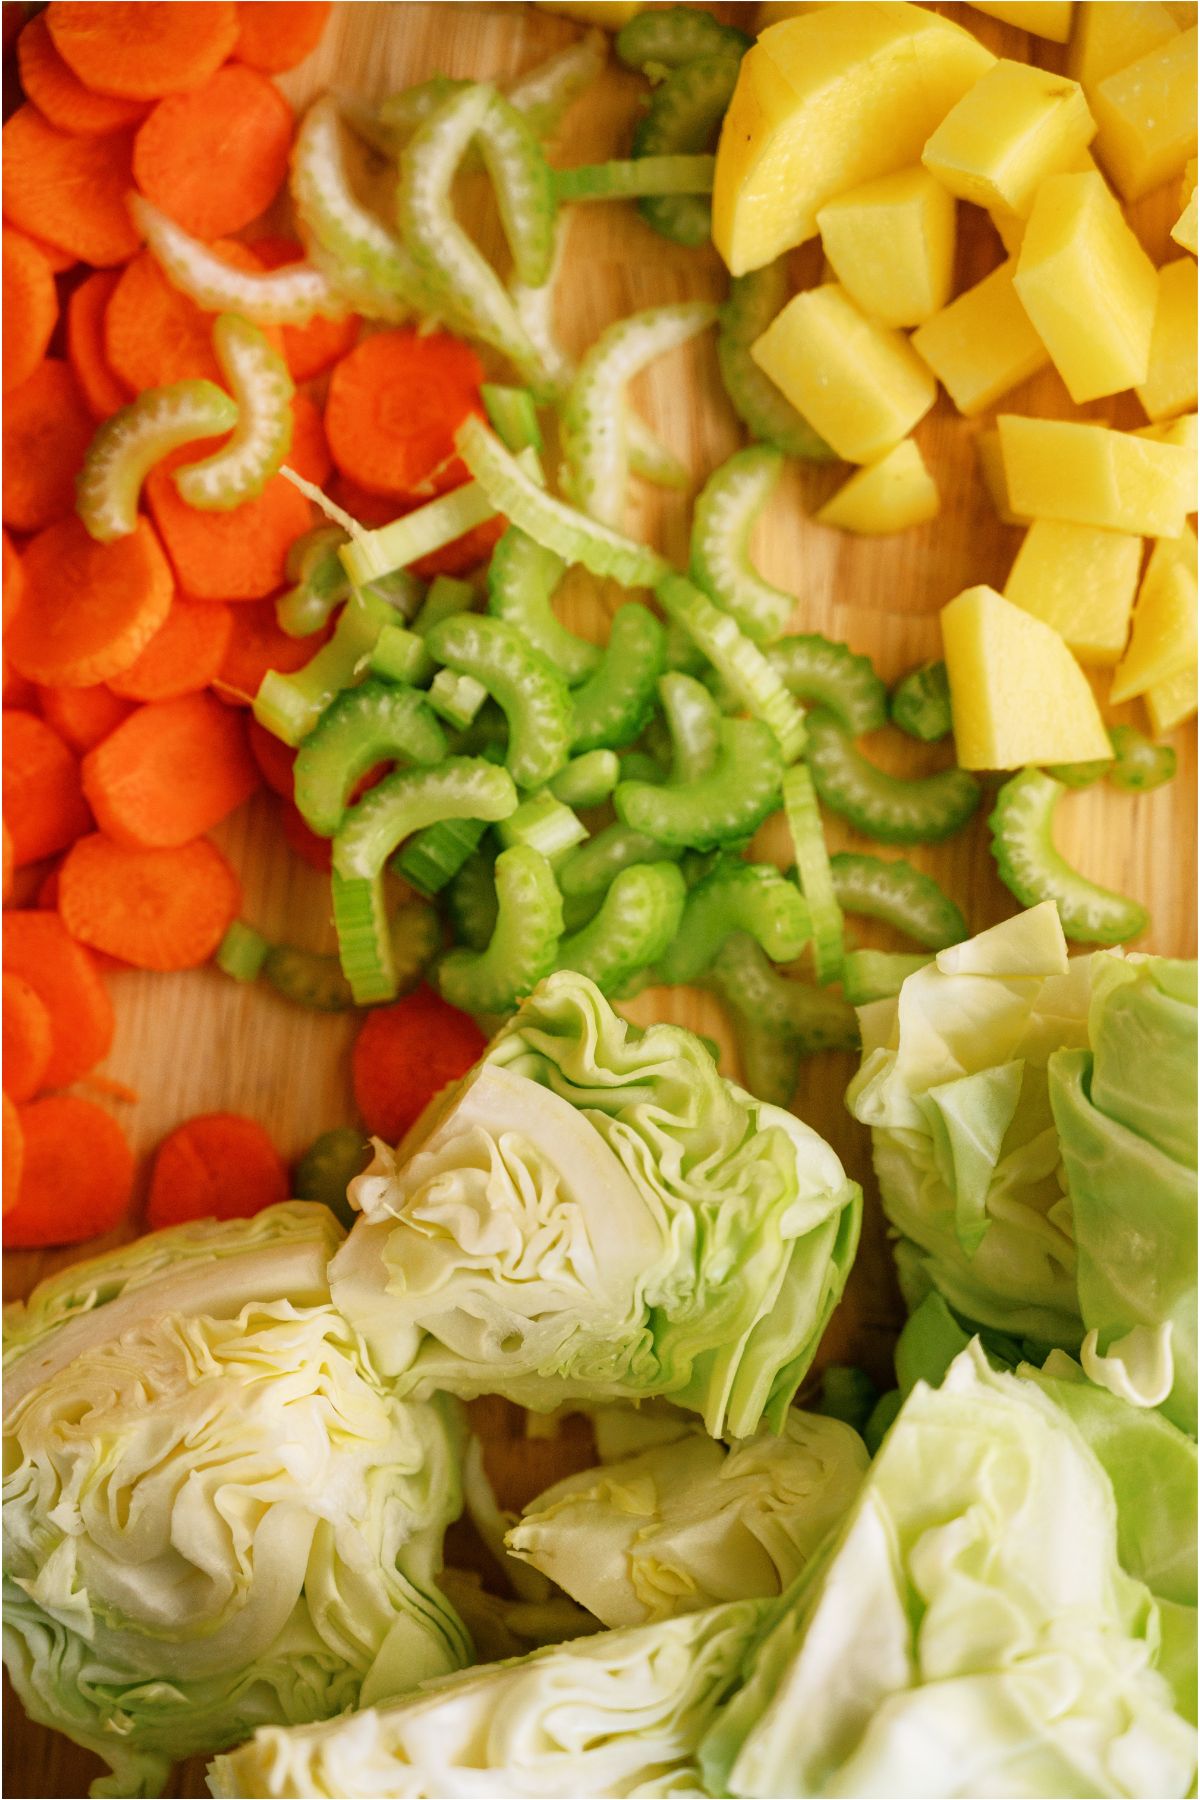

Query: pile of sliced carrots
2,0,492,1245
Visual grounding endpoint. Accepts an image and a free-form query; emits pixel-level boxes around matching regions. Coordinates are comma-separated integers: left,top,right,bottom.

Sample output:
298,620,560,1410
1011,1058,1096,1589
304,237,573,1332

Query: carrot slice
146,449,312,601
36,683,134,753
17,14,148,135
352,986,486,1142
107,600,233,702
2,711,92,867
146,1110,289,1228
215,600,328,705
104,244,276,392
324,329,485,500
2,910,115,1086
280,797,332,871
2,230,58,396
6,516,174,687
81,691,259,848
2,665,39,712
234,2,332,73
247,717,296,797
5,1093,134,1246
2,359,96,533
133,65,293,242
287,391,332,487
2,531,26,630
58,832,242,969
253,235,359,381
66,270,133,421
3,1093,23,1214
1,106,139,267
2,972,52,1102
45,2,239,101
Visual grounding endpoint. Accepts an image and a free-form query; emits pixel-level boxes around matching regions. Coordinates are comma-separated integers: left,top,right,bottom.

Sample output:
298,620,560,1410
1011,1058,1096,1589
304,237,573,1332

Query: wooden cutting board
4,6,1195,1795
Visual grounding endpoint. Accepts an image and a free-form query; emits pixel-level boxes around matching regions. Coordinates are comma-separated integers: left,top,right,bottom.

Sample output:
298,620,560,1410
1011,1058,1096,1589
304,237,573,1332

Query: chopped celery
570,605,666,751
841,948,933,1006
215,920,269,983
766,635,887,736
690,446,795,644
488,529,601,687
330,870,396,1005
989,770,1150,945
830,852,967,952
76,380,238,544
616,7,750,70
558,822,682,899
339,481,498,586
615,716,783,851
496,793,587,860
292,680,447,837
658,671,720,783
717,262,834,462
657,859,810,985
475,91,558,290
656,575,806,762
292,1127,371,1228
425,613,573,790
370,623,435,687
783,763,844,985
554,861,686,996
428,669,489,731
253,586,400,747
175,316,294,511
333,757,519,881
506,30,607,138
132,195,348,325
263,945,354,1012
548,749,620,808
413,576,476,636
553,154,716,202
805,712,981,846
437,845,563,1016
396,815,489,897
631,59,740,247
277,526,351,639
708,932,859,1052
889,661,953,744
481,383,543,454
1107,725,1177,793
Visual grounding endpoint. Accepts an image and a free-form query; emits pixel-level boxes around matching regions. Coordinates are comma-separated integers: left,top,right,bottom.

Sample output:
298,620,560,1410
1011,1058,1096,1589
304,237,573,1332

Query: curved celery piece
570,604,666,753
782,762,844,985
339,472,509,587
806,712,981,846
732,1015,802,1109
656,575,806,763
631,57,741,247
293,1126,371,1228
767,635,887,737
375,75,471,144
708,932,859,1053
1045,755,1112,789
396,815,488,896
690,446,796,644
618,750,669,786
277,526,351,638
487,528,600,686
548,749,620,809
428,669,487,732
131,195,346,325
175,316,294,511
841,948,933,1007
263,944,355,1011
554,861,686,995
830,851,967,952
616,716,783,851
330,870,396,1004
658,671,720,784
75,380,237,544
557,823,682,900
657,859,810,985
889,660,952,744
292,680,448,837
988,771,1149,945
497,792,585,860
553,155,716,203
438,844,563,1015
718,262,834,463
253,585,398,746
1107,724,1177,793
333,756,518,881
447,848,499,952
616,6,750,71
216,920,269,982
476,90,557,290
562,302,716,528
481,384,543,454
506,30,607,136
424,612,572,790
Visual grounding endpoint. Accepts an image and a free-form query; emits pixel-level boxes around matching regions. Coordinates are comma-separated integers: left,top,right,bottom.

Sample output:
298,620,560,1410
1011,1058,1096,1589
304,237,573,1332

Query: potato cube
1091,27,1198,200
816,167,956,327
1146,661,1198,732
911,259,1049,415
814,439,939,533
976,428,1027,524
750,283,937,462
1003,519,1142,663
1136,258,1199,420
997,415,1195,536
1014,172,1158,402
1110,542,1198,701
1136,411,1199,456
942,584,1112,768
1172,164,1198,254
922,60,1096,217
967,3,1074,41
1068,3,1179,95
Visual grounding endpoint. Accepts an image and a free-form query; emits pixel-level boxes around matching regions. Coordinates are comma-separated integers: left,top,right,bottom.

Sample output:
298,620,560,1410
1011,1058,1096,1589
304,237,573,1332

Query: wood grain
4,5,1195,1795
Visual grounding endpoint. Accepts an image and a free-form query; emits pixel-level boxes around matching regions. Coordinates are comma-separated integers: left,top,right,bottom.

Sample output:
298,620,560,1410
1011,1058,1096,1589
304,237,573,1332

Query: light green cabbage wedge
329,971,861,1438
2,1205,469,1800
207,1597,770,1799
698,1342,1197,1800
505,1409,867,1628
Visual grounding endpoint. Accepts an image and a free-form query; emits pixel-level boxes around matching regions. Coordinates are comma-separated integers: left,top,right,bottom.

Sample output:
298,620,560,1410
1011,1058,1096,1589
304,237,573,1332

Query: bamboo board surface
3,4,1196,1795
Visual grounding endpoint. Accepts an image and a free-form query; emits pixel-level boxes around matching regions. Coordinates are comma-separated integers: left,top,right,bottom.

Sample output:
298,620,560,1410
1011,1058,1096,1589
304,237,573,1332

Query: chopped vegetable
175,317,294,511
233,1,332,72
690,446,796,644
45,1,239,100
841,947,933,1004
15,13,148,136
438,843,563,1015
766,634,887,736
291,1125,370,1226
717,261,834,461
1,105,140,267
132,64,293,240
325,328,484,501
830,851,967,951
109,601,233,703
1107,723,1177,792
3,1092,133,1247
76,379,239,543
426,613,573,790
553,153,717,202
58,832,242,970
616,716,784,850
334,756,518,882
65,270,131,420
805,710,981,844
293,680,445,837
6,516,174,688
889,659,953,742
81,692,259,849
2,910,114,1088
2,229,57,396
989,769,1150,943
146,449,312,602
657,575,806,762
487,529,600,687
570,605,666,751
146,1111,289,1228
2,974,53,1104
2,711,91,868
215,919,269,984
631,59,740,246
782,762,845,983
3,359,96,533
554,860,685,994
352,984,487,1141
657,858,810,985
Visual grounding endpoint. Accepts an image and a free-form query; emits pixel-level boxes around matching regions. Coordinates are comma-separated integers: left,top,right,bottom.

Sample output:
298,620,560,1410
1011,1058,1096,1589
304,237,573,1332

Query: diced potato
967,3,1074,40
1110,542,1199,701
1014,172,1158,402
1068,3,1179,95
1173,168,1198,254
816,167,956,327
989,208,1026,253
997,415,1195,537
910,259,1049,415
1136,258,1199,420
976,428,1027,524
942,584,1112,769
1146,661,1198,732
750,283,937,463
1003,519,1142,663
922,60,1095,218
1091,27,1198,201
814,439,939,534
534,2,642,24
712,3,994,274
1136,412,1199,453
1165,2,1198,23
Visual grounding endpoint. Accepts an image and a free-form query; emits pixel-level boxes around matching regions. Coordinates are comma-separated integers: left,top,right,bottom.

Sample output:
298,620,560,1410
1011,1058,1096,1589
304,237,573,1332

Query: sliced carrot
287,391,332,487
17,13,148,135
2,909,115,1086
234,2,332,73
146,449,312,601
253,235,360,381
58,832,242,969
413,508,508,581
36,683,135,753
324,329,485,500
1,106,139,267
3,1093,23,1214
107,600,233,702
66,270,132,421
280,797,332,871
2,710,92,867
352,986,486,1142
104,244,277,392
3,972,53,1102
6,516,174,687
45,3,239,101
215,601,328,705
2,665,39,712
4,1093,134,1246
36,863,130,974
133,65,293,241
247,718,296,797
2,824,12,903
81,691,259,849
146,1110,289,1228
35,865,61,910
2,532,26,630
2,230,58,396
1,359,96,533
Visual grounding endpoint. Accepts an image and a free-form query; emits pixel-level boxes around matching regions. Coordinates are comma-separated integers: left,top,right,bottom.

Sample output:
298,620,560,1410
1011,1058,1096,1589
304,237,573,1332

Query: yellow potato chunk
1136,411,1199,456
976,428,1027,524
1110,536,1199,701
534,2,641,23
1014,171,1158,402
1136,258,1199,420
1003,519,1142,663
997,414,1195,537
750,283,937,463
1146,661,1198,732
967,2,1074,40
922,60,1096,218
910,259,1049,415
1172,175,1198,254
712,3,994,275
814,439,940,534
942,584,1112,769
1091,27,1198,201
816,167,956,327
1068,3,1179,95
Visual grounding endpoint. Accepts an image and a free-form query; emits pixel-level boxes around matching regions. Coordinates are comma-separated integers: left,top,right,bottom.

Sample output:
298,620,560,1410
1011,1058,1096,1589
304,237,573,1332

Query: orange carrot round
233,2,332,73
352,986,486,1143
4,1093,134,1246
2,972,53,1102
104,244,274,392
2,358,96,533
0,106,140,267
2,710,92,867
2,229,58,397
146,1110,289,1228
17,13,148,135
146,451,312,601
45,2,239,100
253,235,360,381
134,64,293,241
6,516,175,687
107,600,233,702
81,691,259,848
286,391,333,487
215,600,327,705
2,531,26,630
3,1093,23,1214
2,664,39,713
2,909,115,1086
58,832,242,969
324,329,485,500
247,718,296,797
2,823,12,903
66,270,133,421
36,683,134,753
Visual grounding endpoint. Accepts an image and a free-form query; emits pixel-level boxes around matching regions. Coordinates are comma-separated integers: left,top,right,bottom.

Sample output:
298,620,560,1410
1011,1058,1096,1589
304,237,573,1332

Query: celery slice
333,757,519,881
553,154,716,202
989,770,1149,945
656,575,806,762
437,844,563,1016
841,949,933,1007
76,379,237,543
782,763,844,985
690,447,796,644
631,60,740,247
293,680,447,836
657,859,810,986
554,861,686,996
175,316,294,511
615,716,783,851
330,870,397,1005
215,920,269,983
132,195,346,324
829,852,967,952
